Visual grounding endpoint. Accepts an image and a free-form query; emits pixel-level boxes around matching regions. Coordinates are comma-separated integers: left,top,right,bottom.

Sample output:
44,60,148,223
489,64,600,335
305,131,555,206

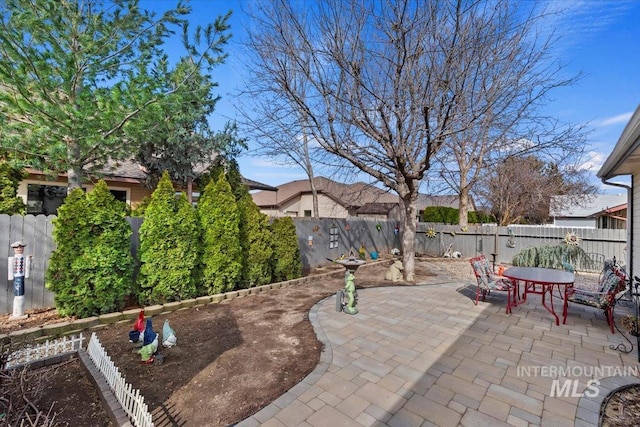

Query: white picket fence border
5,333,85,368
87,332,154,427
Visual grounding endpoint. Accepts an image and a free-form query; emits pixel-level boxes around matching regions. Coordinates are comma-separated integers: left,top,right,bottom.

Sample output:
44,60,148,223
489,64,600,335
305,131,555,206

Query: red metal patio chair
470,254,514,312
566,259,628,334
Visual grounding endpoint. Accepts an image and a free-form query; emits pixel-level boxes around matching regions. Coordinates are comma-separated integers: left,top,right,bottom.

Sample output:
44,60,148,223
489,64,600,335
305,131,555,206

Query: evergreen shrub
422,207,458,224
468,211,496,224
239,193,273,287
198,173,243,294
46,181,134,317
138,171,200,304
271,216,302,281
0,161,26,215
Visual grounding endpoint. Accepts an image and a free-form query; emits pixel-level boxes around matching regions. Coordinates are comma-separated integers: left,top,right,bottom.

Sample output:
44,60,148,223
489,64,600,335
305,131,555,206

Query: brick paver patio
239,267,639,426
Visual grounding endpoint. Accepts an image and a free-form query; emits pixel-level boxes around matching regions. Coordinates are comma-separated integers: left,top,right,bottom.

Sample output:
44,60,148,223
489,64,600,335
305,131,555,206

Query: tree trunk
400,195,417,282
459,186,469,228
187,178,193,203
67,141,83,191
310,177,319,218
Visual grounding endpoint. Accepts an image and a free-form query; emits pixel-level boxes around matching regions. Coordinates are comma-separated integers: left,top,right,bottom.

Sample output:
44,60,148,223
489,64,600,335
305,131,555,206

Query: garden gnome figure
8,241,32,320
343,270,358,315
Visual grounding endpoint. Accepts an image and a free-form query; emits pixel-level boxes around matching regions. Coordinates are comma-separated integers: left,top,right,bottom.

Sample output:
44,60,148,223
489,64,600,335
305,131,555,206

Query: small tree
138,171,200,304
239,193,274,287
46,181,133,317
197,173,243,294
0,161,26,215
271,216,302,282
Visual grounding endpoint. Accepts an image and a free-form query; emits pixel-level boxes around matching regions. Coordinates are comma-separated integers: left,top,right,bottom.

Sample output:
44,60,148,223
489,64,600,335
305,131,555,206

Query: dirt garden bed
1,259,437,426
3,258,637,426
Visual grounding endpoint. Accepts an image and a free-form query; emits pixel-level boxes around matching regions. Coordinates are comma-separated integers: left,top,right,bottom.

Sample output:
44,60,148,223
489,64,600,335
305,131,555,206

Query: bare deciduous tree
243,0,585,280
476,156,597,225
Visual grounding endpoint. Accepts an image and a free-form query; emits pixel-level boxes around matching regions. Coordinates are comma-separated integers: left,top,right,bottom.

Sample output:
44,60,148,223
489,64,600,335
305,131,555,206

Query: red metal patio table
502,267,575,326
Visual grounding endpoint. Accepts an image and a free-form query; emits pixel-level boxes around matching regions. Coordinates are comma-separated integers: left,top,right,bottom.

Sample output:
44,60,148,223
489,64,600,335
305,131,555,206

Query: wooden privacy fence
0,214,628,313
87,332,154,427
0,214,56,314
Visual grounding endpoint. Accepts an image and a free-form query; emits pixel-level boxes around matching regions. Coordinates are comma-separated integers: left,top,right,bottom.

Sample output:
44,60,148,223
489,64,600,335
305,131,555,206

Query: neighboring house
18,162,275,215
251,176,399,218
251,176,463,220
588,203,627,230
356,203,402,221
549,194,627,228
597,103,640,275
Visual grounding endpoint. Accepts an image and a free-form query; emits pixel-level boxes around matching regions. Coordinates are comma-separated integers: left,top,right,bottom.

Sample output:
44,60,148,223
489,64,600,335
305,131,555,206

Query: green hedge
46,181,134,317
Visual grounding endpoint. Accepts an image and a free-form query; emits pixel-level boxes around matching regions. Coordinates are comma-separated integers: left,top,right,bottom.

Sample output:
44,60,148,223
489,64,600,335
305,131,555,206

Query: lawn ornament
162,319,177,347
342,270,358,315
334,257,365,314
137,318,158,364
8,241,32,320
358,244,367,260
129,310,145,343
385,260,404,283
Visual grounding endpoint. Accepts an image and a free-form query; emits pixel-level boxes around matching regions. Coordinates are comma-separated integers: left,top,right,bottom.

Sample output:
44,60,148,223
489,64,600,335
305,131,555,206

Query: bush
0,161,26,215
138,171,200,304
271,216,302,281
239,193,273,287
46,181,134,317
512,243,589,270
197,173,243,294
468,211,496,224
422,206,458,224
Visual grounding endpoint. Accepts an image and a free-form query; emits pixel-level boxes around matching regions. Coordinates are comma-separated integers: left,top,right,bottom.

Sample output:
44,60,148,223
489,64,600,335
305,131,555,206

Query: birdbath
335,258,365,315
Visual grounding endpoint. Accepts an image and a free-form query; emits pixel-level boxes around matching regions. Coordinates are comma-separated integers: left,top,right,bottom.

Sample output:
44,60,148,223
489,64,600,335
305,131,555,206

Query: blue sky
144,0,640,193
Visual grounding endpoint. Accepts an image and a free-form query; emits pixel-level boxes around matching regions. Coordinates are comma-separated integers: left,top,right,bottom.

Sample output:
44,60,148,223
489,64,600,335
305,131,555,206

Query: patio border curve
576,376,640,426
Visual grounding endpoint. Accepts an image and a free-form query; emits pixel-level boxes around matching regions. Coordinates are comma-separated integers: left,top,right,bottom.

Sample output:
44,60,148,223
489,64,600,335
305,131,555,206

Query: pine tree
198,173,243,294
138,171,200,303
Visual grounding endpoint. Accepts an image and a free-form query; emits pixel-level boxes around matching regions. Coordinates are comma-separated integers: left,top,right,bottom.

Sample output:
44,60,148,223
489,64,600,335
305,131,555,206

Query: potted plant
620,315,640,336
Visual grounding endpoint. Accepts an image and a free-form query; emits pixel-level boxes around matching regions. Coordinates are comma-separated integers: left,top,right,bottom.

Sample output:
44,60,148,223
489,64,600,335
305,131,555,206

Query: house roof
587,203,627,219
251,177,399,208
356,202,398,215
27,160,276,191
550,194,627,217
598,104,640,179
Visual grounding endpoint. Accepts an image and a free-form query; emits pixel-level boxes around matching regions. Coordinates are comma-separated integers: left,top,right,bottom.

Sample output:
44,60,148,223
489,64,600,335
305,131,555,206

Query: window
110,190,127,203
304,210,312,217
27,184,67,215
26,184,128,215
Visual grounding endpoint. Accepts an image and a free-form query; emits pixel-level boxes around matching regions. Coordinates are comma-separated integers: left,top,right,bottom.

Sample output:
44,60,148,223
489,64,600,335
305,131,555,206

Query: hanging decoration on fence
507,227,516,248
425,227,437,238
564,231,581,246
